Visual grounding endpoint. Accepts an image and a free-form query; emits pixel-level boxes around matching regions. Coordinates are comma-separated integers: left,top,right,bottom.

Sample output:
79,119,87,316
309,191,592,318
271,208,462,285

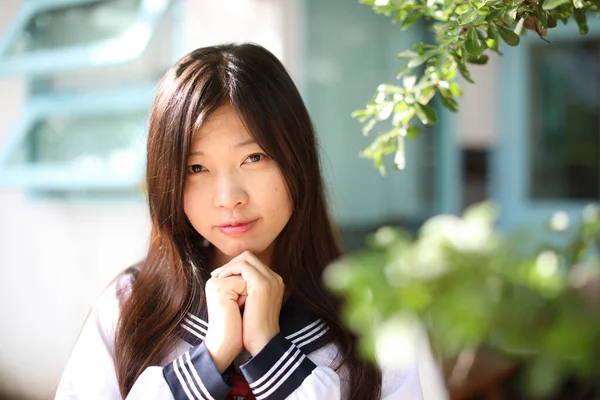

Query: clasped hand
204,251,285,373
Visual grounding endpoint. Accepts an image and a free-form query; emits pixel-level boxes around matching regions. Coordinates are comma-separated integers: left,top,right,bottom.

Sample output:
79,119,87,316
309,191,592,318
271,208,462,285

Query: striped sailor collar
178,296,332,355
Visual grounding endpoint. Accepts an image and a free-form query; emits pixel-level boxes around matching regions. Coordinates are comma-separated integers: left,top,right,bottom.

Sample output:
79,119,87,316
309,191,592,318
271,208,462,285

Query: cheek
265,174,292,218
183,185,208,225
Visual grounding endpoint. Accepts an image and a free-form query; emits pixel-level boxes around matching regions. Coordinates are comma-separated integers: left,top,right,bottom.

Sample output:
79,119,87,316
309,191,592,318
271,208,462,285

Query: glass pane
8,0,141,56
45,6,173,92
8,110,148,175
529,39,600,200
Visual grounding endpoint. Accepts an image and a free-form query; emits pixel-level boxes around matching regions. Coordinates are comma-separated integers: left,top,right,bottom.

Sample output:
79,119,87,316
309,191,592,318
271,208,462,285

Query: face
184,104,293,268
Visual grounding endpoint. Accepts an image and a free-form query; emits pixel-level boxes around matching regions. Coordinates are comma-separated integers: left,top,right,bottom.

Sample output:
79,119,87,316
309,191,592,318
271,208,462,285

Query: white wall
0,0,291,398
0,4,152,397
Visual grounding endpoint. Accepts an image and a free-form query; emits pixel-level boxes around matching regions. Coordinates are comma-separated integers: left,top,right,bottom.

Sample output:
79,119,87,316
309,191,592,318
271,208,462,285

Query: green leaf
406,126,421,138
574,9,589,34
543,0,571,10
458,9,479,25
475,27,488,41
503,8,517,25
414,103,438,125
485,9,504,22
439,89,459,112
469,0,484,9
449,82,462,96
399,108,415,125
486,38,501,53
396,66,412,79
441,61,457,81
487,23,499,40
373,153,386,175
547,14,558,27
401,12,423,30
407,49,440,68
362,118,377,136
498,26,521,46
455,53,475,83
467,54,489,64
398,50,418,60
352,109,370,122
537,9,548,28
465,28,484,56
419,86,436,103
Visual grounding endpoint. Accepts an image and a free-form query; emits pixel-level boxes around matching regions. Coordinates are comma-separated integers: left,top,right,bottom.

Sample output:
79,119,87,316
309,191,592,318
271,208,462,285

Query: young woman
56,43,423,400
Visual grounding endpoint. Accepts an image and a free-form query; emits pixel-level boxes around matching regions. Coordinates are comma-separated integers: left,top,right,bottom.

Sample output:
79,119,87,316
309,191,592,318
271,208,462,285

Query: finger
211,251,269,277
236,295,247,307
216,260,265,285
238,252,284,284
235,251,271,276
235,252,284,286
213,275,248,296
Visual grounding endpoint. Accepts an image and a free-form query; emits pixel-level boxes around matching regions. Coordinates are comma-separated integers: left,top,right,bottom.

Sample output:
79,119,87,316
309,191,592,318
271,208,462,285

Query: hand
204,275,247,373
212,251,285,356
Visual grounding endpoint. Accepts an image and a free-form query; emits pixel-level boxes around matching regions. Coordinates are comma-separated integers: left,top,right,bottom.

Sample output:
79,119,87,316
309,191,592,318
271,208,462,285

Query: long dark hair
114,43,382,398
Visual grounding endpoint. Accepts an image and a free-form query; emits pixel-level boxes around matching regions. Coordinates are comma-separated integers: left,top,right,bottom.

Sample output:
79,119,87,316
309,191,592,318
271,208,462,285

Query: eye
244,153,267,164
187,164,207,174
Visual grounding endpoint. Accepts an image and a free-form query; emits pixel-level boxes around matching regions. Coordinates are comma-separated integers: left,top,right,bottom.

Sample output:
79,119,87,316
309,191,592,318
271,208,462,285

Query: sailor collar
177,296,332,355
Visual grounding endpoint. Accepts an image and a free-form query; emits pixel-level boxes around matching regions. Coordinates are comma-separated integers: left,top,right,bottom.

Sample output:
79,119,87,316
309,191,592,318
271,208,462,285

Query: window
0,85,154,190
0,0,170,76
0,0,175,197
529,39,600,200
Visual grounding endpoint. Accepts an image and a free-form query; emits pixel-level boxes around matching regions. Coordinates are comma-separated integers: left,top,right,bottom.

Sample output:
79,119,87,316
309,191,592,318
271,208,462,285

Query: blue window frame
0,0,170,76
0,0,177,197
0,84,155,190
494,17,600,231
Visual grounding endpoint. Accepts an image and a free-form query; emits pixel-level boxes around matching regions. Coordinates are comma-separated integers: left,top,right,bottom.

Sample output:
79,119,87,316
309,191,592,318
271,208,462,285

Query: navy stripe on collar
177,296,332,355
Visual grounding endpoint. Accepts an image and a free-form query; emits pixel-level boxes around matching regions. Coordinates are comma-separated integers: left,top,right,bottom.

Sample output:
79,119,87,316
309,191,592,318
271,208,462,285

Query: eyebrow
189,138,257,156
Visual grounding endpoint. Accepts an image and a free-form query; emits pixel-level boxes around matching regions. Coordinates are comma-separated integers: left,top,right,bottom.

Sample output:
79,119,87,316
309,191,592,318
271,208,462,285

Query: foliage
325,202,600,396
353,0,600,173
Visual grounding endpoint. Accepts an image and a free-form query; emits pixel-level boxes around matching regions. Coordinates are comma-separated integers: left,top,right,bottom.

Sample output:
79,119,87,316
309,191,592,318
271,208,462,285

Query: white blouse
56,279,424,400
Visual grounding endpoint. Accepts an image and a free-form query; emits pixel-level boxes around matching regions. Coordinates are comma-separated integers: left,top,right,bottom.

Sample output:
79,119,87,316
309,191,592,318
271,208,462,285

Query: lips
218,219,257,235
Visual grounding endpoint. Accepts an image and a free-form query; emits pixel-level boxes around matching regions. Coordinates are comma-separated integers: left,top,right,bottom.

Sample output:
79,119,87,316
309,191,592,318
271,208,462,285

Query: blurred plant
325,202,600,397
354,0,599,174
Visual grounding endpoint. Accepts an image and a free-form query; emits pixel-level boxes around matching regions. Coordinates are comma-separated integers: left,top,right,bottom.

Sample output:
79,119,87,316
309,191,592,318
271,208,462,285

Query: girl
56,43,423,400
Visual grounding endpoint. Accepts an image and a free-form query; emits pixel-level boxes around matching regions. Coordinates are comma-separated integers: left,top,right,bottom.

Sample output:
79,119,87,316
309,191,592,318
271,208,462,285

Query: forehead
192,104,251,145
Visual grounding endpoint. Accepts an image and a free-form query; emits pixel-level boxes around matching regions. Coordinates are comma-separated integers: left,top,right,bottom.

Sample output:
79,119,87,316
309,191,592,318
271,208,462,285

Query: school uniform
56,272,424,399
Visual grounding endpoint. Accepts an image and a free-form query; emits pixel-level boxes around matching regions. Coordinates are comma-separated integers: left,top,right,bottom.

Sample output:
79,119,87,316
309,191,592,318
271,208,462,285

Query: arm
55,284,232,400
213,253,340,399
241,334,427,400
240,333,340,400
162,342,232,400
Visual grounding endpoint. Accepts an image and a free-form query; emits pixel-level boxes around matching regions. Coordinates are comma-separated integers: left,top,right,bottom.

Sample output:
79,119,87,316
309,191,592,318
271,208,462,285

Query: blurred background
0,0,597,399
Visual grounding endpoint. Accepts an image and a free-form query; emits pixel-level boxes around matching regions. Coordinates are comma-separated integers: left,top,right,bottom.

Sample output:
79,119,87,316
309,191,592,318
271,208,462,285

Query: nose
213,171,248,209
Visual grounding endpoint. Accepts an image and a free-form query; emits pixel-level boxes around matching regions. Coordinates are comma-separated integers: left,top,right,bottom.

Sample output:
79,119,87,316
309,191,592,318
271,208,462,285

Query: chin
214,240,268,258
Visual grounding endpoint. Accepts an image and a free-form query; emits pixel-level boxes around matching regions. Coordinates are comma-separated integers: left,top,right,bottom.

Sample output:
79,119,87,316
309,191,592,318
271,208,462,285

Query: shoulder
83,268,138,356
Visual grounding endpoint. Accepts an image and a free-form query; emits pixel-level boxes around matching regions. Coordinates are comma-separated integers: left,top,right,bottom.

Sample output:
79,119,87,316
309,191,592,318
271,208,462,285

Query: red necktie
225,372,256,400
